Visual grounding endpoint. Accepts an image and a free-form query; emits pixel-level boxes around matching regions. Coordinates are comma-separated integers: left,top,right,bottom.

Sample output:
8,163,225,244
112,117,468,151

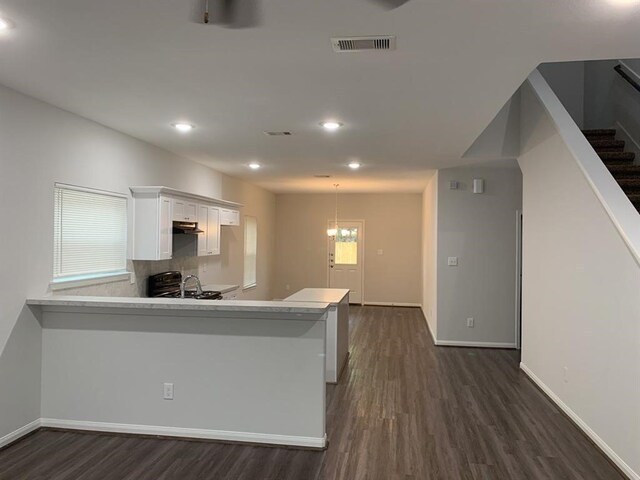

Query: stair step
583,128,617,138
608,164,640,178
616,179,640,193
627,193,640,201
627,194,640,211
599,151,635,163
588,139,625,152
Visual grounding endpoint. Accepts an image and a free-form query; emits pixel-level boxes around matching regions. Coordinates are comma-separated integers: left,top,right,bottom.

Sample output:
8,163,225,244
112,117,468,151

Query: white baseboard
520,363,639,480
364,302,422,307
0,419,41,449
436,340,517,349
420,305,438,345
39,418,326,449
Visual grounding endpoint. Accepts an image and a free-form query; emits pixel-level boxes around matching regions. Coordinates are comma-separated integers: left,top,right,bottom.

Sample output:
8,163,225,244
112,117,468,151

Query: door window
335,227,358,265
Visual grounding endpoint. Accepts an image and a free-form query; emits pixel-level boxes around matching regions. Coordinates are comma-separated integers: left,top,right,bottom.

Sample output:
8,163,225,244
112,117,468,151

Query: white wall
435,164,522,347
463,92,521,160
421,174,438,339
519,77,640,479
0,83,276,442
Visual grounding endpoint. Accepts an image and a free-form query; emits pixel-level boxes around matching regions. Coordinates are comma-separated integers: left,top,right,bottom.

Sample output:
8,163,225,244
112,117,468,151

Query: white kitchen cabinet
131,193,173,261
158,196,173,260
130,187,242,260
198,205,220,256
220,208,240,226
172,198,198,222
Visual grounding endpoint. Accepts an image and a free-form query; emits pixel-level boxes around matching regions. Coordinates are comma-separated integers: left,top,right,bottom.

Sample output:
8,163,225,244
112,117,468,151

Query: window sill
50,271,131,291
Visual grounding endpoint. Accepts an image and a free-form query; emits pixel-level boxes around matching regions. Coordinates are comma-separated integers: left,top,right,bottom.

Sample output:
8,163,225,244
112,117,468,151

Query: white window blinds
53,184,128,281
243,216,257,289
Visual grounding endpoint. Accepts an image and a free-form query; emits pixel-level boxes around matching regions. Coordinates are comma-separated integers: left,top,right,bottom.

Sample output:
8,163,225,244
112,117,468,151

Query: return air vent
314,174,332,178
331,36,396,53
264,131,292,136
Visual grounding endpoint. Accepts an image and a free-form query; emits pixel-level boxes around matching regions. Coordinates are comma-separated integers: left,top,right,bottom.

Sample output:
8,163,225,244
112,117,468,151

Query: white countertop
284,288,350,304
201,284,239,294
27,295,329,314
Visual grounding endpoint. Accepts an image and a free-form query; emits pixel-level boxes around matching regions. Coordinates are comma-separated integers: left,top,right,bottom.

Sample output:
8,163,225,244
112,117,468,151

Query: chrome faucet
181,274,203,298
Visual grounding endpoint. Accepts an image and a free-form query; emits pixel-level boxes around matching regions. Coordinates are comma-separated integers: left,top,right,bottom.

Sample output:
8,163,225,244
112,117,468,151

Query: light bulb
171,122,195,132
320,121,343,131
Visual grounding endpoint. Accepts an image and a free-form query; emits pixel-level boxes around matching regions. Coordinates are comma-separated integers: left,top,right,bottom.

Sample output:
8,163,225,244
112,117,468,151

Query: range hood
172,221,204,234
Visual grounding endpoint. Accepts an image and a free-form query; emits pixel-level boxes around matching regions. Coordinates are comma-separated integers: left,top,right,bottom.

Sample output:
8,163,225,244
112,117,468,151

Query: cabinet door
207,206,220,255
220,208,240,226
159,196,173,260
172,198,198,222
185,202,198,221
197,204,209,256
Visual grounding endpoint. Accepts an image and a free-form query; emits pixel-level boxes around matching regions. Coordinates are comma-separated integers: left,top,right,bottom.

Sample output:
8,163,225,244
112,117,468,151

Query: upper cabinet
220,208,240,226
197,205,220,256
172,198,198,222
130,187,242,261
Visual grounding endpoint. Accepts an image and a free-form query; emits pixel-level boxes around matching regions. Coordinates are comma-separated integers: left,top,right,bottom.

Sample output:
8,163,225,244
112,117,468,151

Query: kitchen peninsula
285,288,349,383
26,295,330,448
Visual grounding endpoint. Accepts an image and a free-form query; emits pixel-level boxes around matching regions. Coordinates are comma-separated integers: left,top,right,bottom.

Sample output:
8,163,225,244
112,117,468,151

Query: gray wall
538,61,585,128
435,164,522,346
40,309,326,444
0,83,276,441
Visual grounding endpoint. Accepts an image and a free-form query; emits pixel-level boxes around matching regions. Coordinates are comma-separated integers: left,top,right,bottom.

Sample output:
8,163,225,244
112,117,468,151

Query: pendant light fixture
327,183,339,237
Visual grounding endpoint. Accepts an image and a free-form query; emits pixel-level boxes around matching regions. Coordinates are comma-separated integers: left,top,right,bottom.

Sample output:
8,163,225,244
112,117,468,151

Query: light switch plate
447,257,458,266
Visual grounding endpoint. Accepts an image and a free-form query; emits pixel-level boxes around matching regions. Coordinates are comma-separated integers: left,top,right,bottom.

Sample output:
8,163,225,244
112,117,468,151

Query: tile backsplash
57,257,201,298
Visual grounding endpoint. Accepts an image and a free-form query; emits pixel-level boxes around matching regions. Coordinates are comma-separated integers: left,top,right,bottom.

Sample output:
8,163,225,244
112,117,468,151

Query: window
243,216,257,289
335,227,358,265
53,183,128,287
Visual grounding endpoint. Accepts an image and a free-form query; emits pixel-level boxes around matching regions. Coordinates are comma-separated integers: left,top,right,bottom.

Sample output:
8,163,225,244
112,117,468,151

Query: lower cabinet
198,205,220,256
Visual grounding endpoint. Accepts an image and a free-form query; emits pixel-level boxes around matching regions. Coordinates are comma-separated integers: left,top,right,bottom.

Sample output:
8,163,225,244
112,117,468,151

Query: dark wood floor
0,306,625,480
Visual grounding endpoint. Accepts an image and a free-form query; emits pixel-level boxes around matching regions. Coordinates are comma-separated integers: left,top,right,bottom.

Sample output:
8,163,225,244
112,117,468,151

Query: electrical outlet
163,383,174,400
129,272,136,285
448,257,458,266
466,317,474,328
285,284,290,291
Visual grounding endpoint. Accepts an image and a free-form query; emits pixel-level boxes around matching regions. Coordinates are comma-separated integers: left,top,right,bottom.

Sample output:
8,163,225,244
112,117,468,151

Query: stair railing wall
525,69,640,266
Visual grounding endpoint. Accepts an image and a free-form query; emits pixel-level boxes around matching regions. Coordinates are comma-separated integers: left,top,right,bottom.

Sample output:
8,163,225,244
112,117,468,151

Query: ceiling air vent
331,36,396,53
314,175,332,178
264,131,292,136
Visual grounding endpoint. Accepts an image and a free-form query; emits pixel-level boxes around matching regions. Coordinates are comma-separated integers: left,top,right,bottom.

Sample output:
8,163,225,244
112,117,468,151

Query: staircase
583,129,640,212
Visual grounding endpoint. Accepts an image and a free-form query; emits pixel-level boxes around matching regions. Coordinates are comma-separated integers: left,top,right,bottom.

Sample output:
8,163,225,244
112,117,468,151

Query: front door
328,220,364,304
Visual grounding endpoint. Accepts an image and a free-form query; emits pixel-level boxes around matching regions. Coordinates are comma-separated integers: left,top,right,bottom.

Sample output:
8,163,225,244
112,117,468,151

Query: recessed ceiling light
320,121,343,131
348,161,361,170
171,122,195,132
0,17,14,31
248,162,261,170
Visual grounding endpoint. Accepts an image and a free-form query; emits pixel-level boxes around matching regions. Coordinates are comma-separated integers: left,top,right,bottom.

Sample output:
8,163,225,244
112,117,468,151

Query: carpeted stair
583,129,640,212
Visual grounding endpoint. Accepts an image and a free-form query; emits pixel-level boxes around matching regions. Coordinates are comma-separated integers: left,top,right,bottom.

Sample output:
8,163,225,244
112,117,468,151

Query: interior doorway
327,220,365,305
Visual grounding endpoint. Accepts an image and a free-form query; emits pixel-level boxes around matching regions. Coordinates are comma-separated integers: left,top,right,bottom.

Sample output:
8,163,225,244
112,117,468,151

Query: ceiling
1,0,640,192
